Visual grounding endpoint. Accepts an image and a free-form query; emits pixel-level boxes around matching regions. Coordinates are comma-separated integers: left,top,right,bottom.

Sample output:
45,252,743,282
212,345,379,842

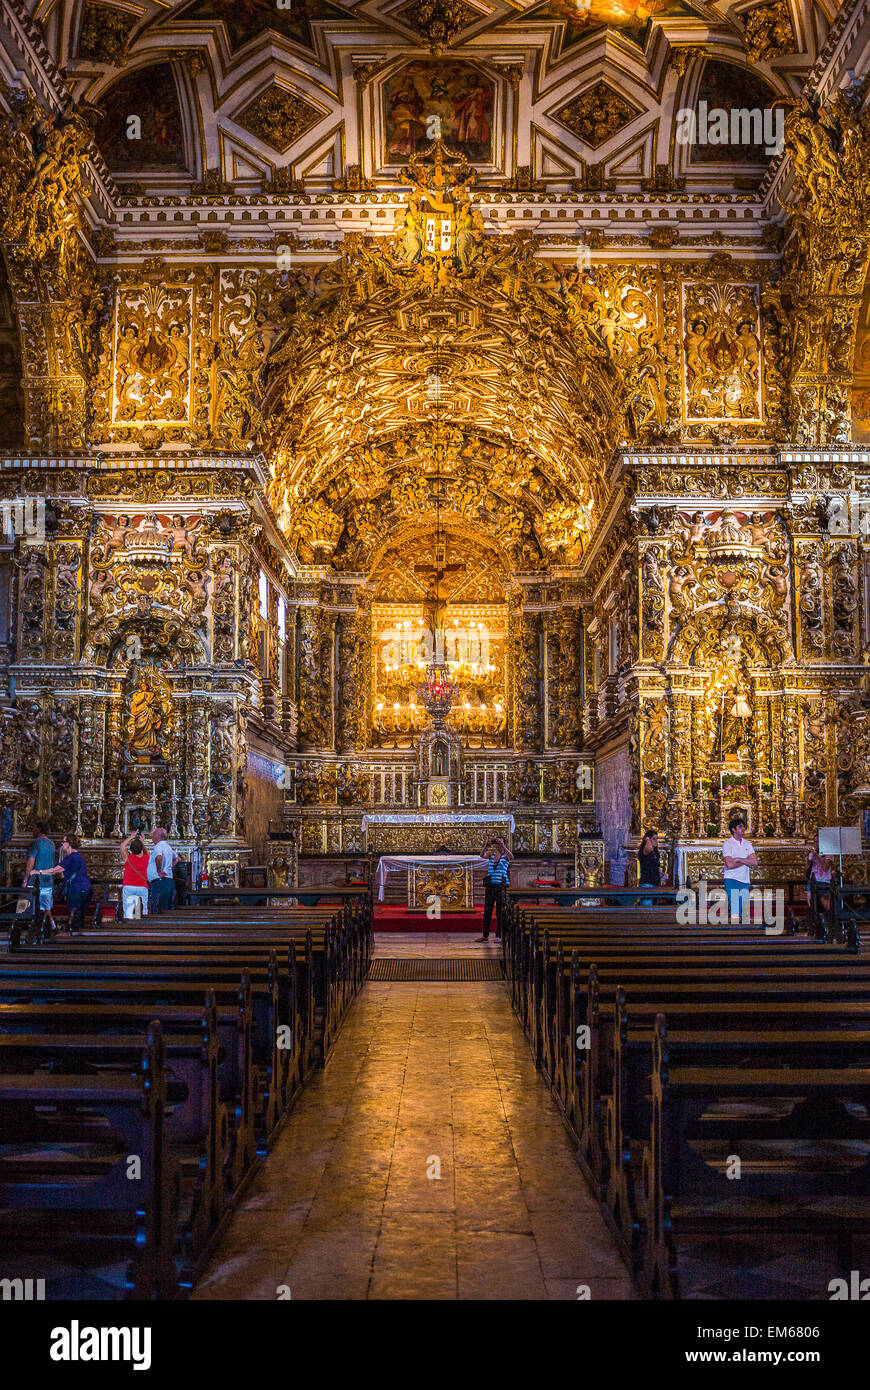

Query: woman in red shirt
121,833,150,918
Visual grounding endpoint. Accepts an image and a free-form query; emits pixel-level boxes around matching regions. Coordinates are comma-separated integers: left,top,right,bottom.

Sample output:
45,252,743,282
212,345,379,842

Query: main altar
376,853,489,909
362,811,514,856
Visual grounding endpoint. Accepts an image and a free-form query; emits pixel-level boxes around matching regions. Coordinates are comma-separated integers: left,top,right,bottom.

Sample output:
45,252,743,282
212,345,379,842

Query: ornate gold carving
395,140,485,282
78,2,136,64
0,96,91,291
683,282,762,421
235,85,323,154
554,83,642,149
742,1,796,62
641,165,686,194
332,165,375,192
402,0,473,55
111,283,192,423
781,86,870,443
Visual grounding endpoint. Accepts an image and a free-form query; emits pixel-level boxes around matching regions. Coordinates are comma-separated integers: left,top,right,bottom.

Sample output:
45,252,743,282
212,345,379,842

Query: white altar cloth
376,853,489,902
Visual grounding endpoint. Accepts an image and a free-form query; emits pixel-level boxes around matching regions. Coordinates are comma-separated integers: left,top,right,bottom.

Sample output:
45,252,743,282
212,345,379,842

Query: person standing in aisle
478,835,513,943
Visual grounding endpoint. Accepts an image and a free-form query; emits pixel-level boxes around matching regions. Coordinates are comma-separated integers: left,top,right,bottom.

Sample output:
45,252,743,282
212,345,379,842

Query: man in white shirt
722,815,758,923
147,827,178,914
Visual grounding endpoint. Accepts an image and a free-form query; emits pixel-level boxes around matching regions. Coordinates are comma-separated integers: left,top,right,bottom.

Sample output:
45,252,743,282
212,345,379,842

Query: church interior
3,0,870,1320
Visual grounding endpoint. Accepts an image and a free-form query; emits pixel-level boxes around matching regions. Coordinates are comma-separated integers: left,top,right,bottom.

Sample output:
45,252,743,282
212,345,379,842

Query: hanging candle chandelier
417,656,458,725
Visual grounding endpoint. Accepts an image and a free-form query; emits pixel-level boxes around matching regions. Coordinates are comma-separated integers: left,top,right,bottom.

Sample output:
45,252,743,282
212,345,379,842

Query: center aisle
193,934,633,1301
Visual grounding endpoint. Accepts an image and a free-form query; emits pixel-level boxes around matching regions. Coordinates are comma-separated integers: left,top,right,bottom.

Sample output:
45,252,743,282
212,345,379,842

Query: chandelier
417,658,458,725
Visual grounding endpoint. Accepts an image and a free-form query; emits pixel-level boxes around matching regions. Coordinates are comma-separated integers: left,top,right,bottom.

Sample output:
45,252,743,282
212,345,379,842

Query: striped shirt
487,853,510,885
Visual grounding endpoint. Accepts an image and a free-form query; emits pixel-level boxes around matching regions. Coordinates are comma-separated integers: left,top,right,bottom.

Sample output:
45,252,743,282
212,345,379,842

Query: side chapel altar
376,852,489,909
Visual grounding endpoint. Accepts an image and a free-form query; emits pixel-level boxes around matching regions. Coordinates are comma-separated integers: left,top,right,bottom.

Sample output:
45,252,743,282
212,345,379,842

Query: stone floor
193,967,634,1301
372,930,503,957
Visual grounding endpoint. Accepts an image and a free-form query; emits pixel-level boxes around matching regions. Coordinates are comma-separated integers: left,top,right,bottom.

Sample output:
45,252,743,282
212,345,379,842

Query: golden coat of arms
396,140,486,283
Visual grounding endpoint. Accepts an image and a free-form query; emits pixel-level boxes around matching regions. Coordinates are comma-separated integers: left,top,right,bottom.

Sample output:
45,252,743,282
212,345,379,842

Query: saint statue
700,633,752,763
719,683,753,758
127,673,171,756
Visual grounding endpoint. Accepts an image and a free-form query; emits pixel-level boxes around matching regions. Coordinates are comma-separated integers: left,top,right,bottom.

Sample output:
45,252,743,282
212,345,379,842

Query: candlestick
111,788,122,839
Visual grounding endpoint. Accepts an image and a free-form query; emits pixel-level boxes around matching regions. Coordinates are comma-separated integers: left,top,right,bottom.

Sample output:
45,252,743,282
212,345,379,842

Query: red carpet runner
374,905,485,933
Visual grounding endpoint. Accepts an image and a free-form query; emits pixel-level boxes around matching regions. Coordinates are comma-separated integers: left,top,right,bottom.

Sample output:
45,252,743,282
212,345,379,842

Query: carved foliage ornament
0,93,91,290
683,281,762,422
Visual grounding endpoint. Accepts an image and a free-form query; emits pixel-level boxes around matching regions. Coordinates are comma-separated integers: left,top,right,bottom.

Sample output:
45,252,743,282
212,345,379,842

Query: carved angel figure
676,511,708,554
97,513,132,559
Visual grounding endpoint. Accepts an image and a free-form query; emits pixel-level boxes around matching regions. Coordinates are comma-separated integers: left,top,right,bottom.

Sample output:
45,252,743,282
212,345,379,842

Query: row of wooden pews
502,888,870,1298
0,892,372,1298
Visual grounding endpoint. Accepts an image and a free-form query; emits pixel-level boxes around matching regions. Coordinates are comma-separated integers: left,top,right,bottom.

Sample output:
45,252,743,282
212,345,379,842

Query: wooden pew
41,916,360,1062
642,1013,870,1297
0,988,257,1205
0,1021,178,1298
0,892,370,1294
0,999,227,1283
601,985,870,1276
544,932,859,1107
502,895,870,1296
0,964,289,1149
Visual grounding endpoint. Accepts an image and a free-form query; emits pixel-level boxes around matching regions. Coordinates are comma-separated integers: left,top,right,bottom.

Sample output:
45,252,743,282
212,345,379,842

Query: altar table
376,853,489,909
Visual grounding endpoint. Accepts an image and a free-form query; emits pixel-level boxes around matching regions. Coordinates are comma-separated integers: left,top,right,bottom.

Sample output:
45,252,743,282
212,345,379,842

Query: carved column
255,577,279,727
336,609,364,753
831,541,860,661
282,601,298,742
513,606,542,753
186,697,210,838
544,617,560,749
322,610,337,753
297,604,330,751
50,542,82,664
77,692,103,836
357,591,373,750
16,545,48,662
639,542,666,664
556,606,582,749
